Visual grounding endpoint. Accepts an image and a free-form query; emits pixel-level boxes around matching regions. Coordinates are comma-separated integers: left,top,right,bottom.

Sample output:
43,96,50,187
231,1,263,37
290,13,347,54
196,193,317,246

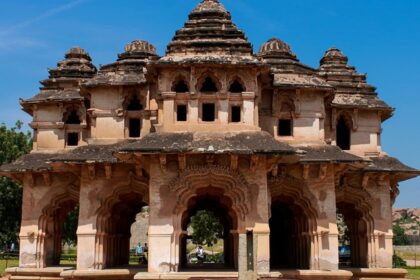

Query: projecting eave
295,145,367,164
272,73,333,91
154,55,265,67
0,153,59,174
360,156,420,182
116,131,300,156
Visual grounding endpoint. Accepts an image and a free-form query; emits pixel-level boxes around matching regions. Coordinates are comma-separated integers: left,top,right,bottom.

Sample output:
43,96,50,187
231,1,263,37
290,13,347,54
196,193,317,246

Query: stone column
18,175,41,268
241,158,270,276
147,160,176,273
76,168,102,269
368,179,394,268
308,166,339,270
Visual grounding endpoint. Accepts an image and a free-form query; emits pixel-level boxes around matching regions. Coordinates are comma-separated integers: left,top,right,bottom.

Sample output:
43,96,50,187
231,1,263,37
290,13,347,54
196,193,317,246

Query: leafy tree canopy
0,122,32,247
393,223,410,246
190,210,223,248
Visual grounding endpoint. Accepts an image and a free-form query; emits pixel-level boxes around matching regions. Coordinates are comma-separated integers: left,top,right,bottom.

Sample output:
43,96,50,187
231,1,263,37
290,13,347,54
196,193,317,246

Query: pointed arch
94,177,149,269
196,72,221,93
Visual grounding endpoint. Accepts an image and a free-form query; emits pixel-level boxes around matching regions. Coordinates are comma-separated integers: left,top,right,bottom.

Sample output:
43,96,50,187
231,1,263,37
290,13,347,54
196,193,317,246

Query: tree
190,210,223,248
393,223,409,245
0,122,32,248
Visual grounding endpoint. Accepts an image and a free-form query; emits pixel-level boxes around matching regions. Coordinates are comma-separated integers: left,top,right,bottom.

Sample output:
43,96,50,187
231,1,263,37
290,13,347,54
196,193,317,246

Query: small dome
124,40,157,56
258,38,297,60
320,47,348,65
65,46,91,60
191,0,227,15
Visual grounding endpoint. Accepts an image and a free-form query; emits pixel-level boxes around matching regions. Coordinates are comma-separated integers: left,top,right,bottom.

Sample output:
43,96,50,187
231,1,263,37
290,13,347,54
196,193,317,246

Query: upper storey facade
21,0,393,157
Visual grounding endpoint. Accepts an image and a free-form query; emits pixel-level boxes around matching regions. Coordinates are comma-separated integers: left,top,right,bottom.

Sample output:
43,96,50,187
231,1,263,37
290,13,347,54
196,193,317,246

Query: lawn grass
407,267,420,279
0,259,19,276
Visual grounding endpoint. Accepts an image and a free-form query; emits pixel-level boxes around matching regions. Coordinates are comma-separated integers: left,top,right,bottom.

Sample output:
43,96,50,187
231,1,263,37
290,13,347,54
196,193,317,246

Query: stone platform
5,268,409,280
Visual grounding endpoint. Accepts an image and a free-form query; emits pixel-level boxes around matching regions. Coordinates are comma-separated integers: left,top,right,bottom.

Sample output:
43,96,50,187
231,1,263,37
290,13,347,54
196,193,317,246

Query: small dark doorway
337,116,351,150
202,103,215,122
67,132,79,146
231,106,241,123
278,119,292,136
270,198,310,269
177,105,187,122
129,118,141,138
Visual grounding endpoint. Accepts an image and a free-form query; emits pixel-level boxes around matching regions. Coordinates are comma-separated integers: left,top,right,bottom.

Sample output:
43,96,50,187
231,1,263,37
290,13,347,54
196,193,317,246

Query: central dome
165,0,253,56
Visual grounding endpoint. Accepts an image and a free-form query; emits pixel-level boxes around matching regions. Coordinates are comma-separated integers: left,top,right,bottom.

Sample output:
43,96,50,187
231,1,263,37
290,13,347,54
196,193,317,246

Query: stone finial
320,47,348,65
192,0,226,13
258,38,297,60
124,40,157,55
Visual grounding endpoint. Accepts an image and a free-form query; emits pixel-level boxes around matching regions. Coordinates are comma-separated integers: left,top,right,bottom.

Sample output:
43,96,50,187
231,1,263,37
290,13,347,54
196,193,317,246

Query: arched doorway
337,202,370,268
38,194,79,267
336,115,351,150
270,196,311,269
96,186,148,269
179,188,237,270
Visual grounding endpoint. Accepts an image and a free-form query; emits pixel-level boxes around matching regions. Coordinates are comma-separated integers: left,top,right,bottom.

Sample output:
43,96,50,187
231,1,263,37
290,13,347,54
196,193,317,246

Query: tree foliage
190,210,223,247
393,223,410,246
0,122,32,247
62,206,79,246
337,212,350,246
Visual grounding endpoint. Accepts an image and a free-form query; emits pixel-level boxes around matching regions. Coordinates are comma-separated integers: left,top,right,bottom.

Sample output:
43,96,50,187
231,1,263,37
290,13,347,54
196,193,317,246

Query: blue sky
0,0,419,208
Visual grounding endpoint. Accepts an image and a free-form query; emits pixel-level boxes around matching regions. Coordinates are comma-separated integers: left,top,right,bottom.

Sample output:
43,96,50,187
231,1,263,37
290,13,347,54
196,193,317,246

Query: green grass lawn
0,259,19,276
407,267,420,279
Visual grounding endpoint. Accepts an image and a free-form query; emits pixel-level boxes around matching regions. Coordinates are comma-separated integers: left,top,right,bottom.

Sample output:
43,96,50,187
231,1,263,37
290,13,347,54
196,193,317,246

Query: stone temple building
1,0,419,279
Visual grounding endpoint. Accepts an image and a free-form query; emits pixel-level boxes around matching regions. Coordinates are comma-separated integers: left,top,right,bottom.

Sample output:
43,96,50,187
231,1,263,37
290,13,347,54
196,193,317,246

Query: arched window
173,80,189,93
337,116,351,150
64,110,81,125
200,77,218,93
126,95,143,111
229,80,245,93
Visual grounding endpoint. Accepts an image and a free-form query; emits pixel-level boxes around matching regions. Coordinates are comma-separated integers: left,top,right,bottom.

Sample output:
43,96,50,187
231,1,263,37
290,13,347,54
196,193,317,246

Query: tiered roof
84,40,158,87
21,47,96,112
318,48,393,118
258,38,331,90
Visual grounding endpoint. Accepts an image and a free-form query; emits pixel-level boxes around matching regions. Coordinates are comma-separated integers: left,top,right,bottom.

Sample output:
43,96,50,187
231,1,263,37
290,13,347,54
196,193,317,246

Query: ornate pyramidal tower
1,0,418,280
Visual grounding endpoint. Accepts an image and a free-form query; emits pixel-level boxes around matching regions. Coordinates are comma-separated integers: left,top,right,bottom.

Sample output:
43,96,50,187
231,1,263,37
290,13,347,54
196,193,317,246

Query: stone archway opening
179,187,238,271
337,202,369,268
270,196,311,269
39,196,79,267
96,191,148,269
336,115,351,150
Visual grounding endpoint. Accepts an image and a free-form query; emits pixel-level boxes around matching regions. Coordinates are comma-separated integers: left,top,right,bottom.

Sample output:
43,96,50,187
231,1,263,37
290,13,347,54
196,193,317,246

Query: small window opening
337,117,351,150
174,80,189,93
200,77,218,93
66,110,81,124
67,133,79,146
126,95,143,111
202,103,215,122
278,119,292,136
231,106,241,123
229,80,245,93
129,118,141,138
177,105,187,122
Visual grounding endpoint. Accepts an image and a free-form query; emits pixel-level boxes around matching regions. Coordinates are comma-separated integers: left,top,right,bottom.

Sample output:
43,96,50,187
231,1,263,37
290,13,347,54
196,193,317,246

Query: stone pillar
242,158,270,276
76,169,101,269
148,160,176,273
369,179,394,268
309,166,339,270
18,176,41,268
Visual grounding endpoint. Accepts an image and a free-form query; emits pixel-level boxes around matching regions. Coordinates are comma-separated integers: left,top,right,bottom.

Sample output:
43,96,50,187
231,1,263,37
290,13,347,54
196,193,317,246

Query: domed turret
119,40,157,60
48,46,96,80
258,38,297,60
165,0,252,56
320,47,348,66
